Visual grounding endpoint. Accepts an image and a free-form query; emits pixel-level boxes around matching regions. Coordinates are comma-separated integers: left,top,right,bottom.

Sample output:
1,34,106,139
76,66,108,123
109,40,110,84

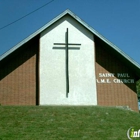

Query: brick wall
95,36,138,111
0,36,39,105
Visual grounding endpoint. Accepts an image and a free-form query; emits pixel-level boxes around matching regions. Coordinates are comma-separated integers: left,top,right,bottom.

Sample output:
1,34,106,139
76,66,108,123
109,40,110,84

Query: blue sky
0,0,140,64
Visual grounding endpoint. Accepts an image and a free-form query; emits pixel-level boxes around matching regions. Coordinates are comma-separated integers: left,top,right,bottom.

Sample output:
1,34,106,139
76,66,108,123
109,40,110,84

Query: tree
136,79,140,98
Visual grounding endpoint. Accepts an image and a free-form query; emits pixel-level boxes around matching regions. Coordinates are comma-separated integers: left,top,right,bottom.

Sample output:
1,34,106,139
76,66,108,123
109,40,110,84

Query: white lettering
138,130,140,137
96,79,111,83
99,73,114,77
99,73,102,77
113,79,134,83
97,73,134,84
134,131,139,137
106,79,111,83
117,73,130,78
113,79,123,83
96,79,100,83
101,79,106,83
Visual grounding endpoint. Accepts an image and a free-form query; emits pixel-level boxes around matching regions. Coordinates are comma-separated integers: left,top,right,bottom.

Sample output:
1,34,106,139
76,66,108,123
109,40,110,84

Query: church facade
0,10,140,111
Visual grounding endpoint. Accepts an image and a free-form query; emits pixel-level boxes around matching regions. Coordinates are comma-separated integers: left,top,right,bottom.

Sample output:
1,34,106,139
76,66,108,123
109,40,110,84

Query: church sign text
96,73,134,84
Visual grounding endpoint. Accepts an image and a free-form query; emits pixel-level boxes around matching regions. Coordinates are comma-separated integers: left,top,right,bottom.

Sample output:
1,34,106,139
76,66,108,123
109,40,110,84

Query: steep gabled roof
0,9,140,77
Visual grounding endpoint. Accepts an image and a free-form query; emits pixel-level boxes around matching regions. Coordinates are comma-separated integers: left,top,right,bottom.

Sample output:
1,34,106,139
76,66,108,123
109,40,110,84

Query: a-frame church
0,10,140,111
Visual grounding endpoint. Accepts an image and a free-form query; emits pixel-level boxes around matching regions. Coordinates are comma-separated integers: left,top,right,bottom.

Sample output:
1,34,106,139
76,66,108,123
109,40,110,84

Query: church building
0,10,140,111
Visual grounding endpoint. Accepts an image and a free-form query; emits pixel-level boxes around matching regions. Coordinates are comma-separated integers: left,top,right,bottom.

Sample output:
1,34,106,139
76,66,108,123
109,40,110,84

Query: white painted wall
40,15,97,105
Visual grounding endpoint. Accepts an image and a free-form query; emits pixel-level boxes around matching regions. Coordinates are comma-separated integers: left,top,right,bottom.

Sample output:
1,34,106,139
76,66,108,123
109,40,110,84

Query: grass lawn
0,106,140,140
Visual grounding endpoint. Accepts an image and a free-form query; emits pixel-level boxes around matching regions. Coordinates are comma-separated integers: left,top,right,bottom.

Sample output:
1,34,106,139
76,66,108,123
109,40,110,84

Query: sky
0,0,140,65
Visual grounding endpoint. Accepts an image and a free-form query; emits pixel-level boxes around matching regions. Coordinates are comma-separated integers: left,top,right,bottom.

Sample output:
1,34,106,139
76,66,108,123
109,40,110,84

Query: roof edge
65,10,140,70
1,9,140,72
